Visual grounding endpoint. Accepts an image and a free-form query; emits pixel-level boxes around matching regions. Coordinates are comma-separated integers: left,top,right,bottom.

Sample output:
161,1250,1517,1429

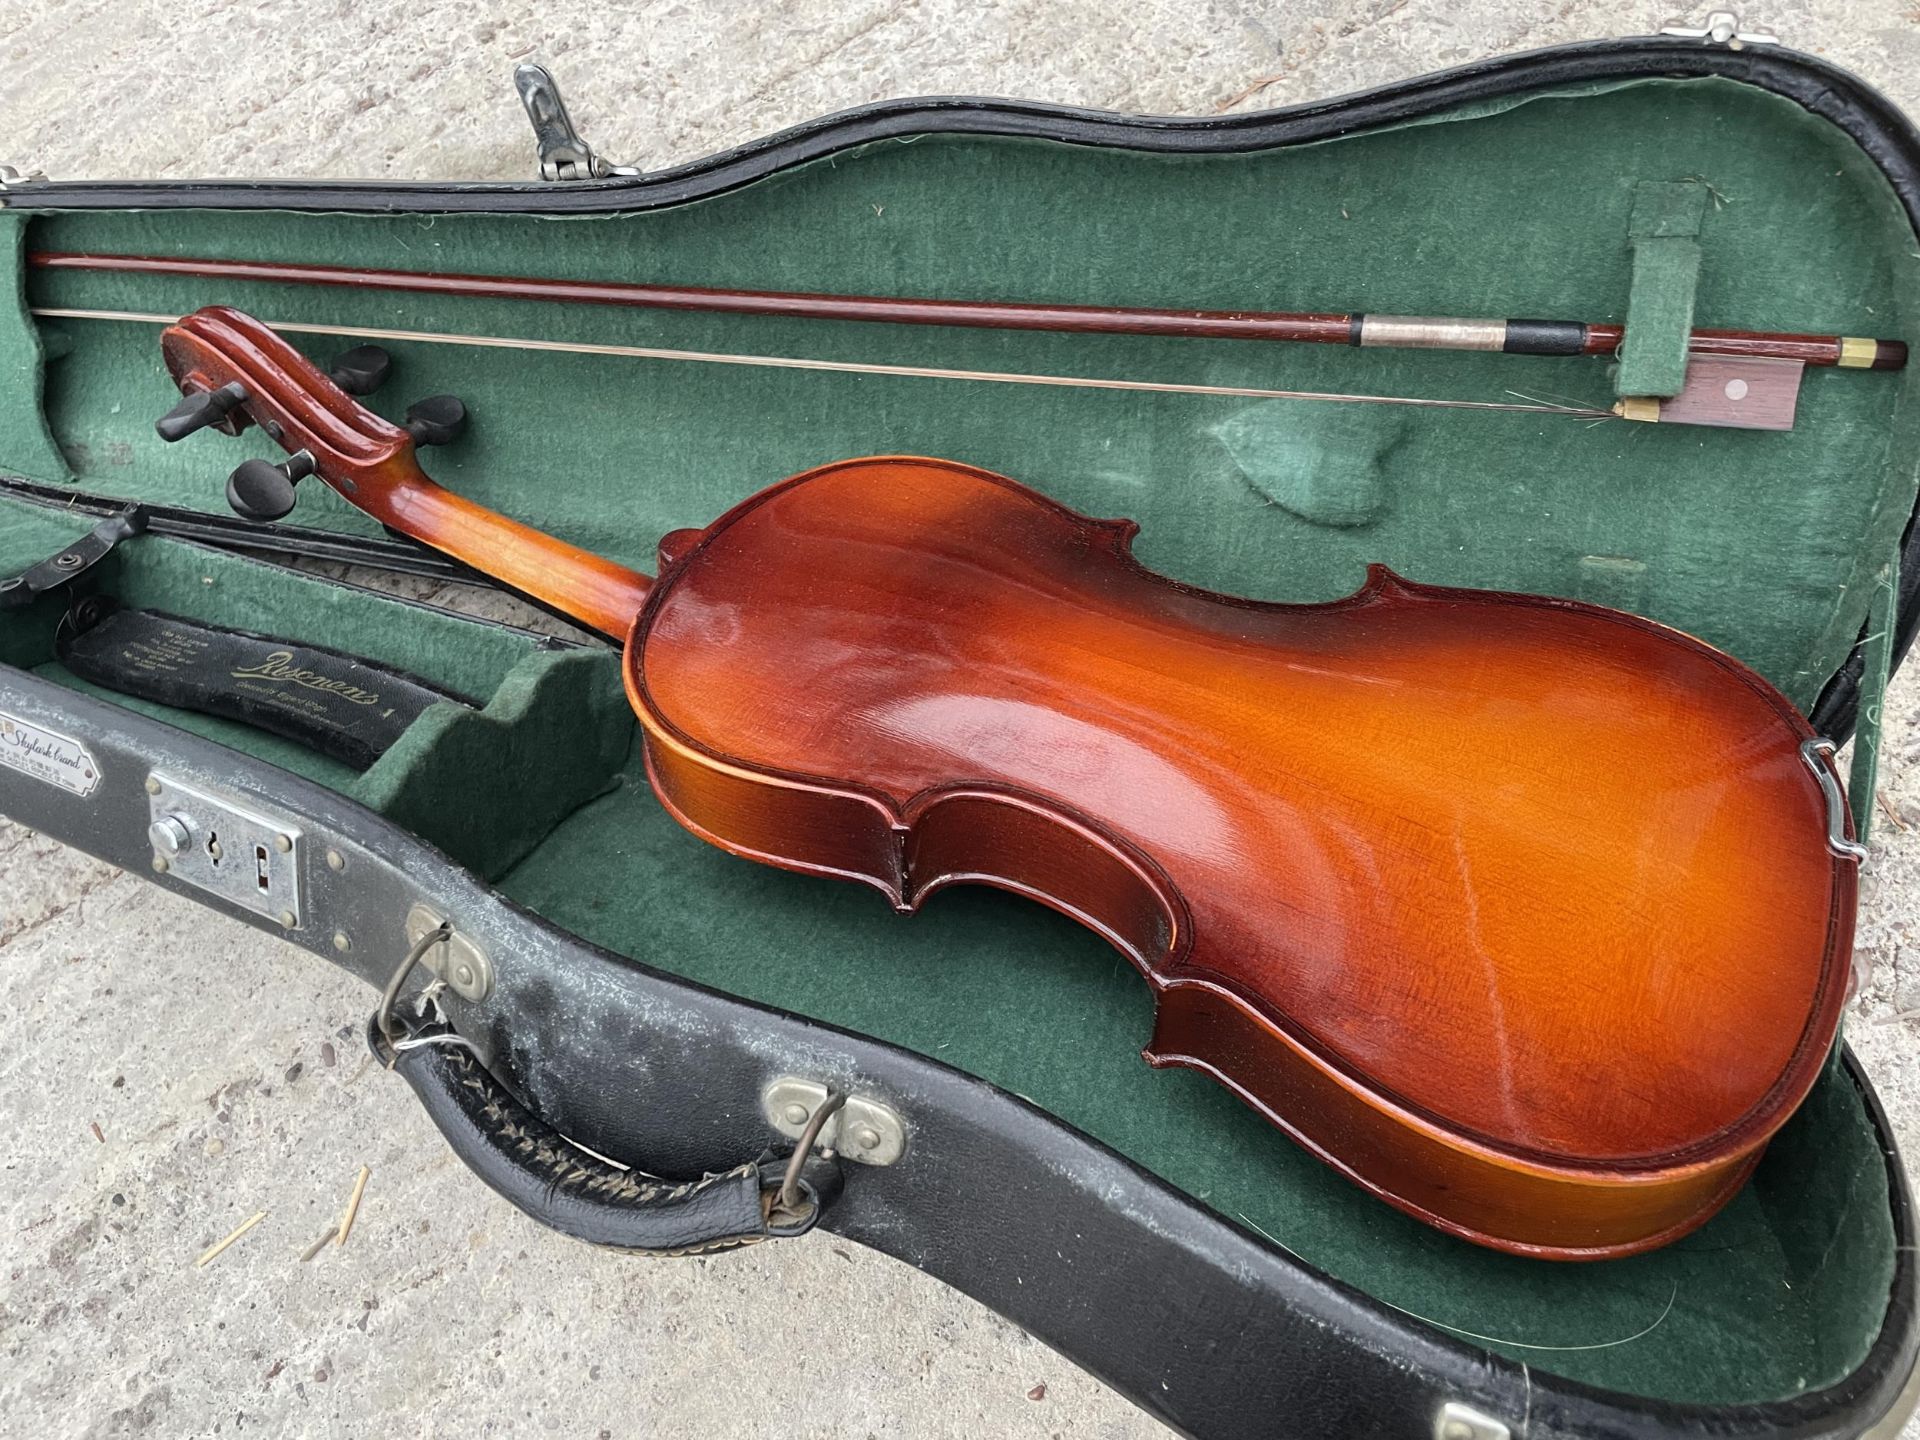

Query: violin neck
372,466,653,639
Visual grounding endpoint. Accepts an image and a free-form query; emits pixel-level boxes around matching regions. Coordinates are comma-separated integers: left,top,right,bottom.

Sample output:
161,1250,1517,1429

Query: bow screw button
328,344,392,396
155,381,250,442
226,450,317,523
403,394,468,448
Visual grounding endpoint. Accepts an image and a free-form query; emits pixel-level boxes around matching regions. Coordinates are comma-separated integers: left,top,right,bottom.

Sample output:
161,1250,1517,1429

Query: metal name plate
0,710,101,796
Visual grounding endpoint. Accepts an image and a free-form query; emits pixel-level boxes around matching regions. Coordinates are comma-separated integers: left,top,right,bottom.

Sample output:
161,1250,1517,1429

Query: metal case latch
145,772,305,928
0,164,50,194
1658,11,1780,46
513,63,641,182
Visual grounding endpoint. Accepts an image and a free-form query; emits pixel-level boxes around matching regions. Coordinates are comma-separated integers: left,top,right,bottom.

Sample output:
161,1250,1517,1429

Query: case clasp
513,63,642,182
0,163,50,194
1434,1402,1510,1440
1658,11,1780,46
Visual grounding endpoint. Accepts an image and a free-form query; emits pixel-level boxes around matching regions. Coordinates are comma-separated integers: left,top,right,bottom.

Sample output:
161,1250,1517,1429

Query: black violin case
2,29,1917,1439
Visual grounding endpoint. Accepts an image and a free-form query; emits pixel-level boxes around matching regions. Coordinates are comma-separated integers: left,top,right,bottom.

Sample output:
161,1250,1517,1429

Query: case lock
145,772,304,928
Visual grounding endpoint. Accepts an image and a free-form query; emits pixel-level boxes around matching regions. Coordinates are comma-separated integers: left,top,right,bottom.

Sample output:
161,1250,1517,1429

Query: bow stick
26,250,1909,429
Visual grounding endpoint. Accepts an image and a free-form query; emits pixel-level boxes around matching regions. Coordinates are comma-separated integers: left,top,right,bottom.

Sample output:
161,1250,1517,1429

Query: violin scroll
155,305,652,638
156,306,422,526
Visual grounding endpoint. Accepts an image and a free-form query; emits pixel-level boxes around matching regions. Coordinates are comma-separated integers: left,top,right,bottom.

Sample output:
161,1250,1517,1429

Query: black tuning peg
226,451,317,524
155,381,250,442
328,345,393,397
404,394,467,448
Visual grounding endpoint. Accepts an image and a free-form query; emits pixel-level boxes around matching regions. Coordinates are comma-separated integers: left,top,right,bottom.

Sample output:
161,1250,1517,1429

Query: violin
156,305,1858,1259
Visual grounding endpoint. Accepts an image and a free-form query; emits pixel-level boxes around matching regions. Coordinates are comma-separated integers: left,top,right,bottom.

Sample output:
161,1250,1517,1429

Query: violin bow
25,250,1910,431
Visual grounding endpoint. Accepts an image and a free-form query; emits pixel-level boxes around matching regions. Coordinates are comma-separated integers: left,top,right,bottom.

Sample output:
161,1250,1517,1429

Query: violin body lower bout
631,458,1854,1260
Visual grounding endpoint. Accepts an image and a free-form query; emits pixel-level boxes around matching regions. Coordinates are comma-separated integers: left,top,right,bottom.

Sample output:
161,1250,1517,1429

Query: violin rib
629,458,1854,1259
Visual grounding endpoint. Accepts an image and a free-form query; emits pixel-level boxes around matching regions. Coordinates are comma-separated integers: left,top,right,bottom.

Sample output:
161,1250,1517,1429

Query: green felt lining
0,74,1913,1406
354,646,631,878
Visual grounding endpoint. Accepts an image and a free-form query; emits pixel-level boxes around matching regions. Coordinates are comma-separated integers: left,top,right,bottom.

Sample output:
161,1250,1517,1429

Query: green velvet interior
0,75,1913,1406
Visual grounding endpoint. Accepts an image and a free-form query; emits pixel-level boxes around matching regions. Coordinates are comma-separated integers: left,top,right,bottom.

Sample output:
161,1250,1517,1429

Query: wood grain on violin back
628,458,1853,1258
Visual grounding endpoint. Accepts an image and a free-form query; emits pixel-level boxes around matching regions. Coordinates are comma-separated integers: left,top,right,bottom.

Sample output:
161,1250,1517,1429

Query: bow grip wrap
373,1016,835,1255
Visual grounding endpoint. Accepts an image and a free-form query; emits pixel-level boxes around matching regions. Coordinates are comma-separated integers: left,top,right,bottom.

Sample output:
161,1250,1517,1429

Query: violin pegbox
155,305,438,525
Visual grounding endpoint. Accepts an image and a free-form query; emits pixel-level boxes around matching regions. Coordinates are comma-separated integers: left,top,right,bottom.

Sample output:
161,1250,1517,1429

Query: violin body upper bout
627,456,1854,1259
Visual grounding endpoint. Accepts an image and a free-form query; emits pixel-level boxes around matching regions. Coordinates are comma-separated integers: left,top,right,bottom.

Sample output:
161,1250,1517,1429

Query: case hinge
1658,10,1780,46
0,163,50,190
763,1079,906,1166
513,63,642,182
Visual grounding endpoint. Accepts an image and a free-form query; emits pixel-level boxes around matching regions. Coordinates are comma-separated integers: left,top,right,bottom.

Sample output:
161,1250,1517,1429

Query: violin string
29,307,1618,421
1378,1281,1679,1354
1232,1209,1680,1353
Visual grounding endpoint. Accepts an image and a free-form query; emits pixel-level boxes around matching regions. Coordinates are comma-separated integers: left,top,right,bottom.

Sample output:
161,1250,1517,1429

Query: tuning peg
226,450,317,524
155,381,250,442
404,394,467,448
328,345,392,397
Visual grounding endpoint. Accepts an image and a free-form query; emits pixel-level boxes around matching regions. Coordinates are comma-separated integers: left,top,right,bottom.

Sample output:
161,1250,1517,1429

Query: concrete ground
5,1,1920,1434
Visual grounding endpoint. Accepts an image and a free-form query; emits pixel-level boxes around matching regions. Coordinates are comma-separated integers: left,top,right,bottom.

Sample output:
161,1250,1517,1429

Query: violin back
628,457,1854,1258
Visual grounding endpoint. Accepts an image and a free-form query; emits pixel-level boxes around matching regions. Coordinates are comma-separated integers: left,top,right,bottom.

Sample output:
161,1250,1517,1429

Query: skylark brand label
0,711,101,796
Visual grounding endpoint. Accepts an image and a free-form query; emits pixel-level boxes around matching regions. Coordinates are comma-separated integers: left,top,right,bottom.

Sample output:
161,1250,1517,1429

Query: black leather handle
373,1015,835,1255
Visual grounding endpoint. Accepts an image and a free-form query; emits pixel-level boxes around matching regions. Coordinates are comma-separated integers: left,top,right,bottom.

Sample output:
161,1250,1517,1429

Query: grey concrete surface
4,1,1920,1435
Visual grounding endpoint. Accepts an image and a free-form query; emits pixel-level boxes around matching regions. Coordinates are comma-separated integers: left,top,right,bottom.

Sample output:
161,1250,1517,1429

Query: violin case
2,27,1918,1440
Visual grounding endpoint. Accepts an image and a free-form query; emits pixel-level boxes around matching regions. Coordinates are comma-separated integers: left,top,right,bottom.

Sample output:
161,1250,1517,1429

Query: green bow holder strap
1615,180,1712,400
